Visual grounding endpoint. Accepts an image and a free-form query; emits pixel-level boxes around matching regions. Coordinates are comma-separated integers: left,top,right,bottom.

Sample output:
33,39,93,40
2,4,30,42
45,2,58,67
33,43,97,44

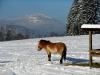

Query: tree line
0,26,29,41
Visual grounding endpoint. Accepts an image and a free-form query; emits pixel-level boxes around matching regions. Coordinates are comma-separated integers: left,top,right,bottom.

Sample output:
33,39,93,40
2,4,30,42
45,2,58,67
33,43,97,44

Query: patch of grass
64,62,100,68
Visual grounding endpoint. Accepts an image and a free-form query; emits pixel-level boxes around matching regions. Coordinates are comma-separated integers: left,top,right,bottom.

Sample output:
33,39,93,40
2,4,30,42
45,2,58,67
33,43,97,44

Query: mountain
0,14,65,39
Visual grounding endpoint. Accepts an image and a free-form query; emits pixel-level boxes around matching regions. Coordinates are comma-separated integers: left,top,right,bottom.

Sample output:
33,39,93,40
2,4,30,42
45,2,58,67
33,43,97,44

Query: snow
28,16,41,23
81,24,100,29
0,34,100,75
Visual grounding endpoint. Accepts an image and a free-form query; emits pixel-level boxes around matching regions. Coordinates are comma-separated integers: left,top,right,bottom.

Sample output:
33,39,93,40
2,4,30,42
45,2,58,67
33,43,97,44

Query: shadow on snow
66,57,89,64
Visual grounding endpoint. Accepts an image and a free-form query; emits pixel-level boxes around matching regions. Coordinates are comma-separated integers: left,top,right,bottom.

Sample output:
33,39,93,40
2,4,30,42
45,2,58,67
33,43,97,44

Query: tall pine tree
66,0,99,35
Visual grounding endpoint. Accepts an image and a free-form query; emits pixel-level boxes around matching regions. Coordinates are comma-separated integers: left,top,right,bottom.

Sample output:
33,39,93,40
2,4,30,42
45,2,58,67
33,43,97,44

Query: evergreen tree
15,33,25,40
0,31,3,41
66,0,99,35
6,30,13,41
0,26,5,41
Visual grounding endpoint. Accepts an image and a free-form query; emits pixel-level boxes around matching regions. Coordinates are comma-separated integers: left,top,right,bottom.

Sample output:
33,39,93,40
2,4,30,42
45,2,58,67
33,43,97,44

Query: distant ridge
0,14,65,39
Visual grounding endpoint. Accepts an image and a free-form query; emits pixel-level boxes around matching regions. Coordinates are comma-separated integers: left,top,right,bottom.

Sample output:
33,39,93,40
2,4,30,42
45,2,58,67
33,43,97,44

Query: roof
81,24,100,29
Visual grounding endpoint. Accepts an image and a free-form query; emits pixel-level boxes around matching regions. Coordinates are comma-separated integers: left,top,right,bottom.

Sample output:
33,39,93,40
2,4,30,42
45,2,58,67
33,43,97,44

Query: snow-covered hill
0,34,100,75
0,14,65,38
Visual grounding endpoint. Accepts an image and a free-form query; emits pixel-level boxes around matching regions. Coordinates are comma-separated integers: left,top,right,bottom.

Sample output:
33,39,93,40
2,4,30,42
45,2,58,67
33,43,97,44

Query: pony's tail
63,46,67,60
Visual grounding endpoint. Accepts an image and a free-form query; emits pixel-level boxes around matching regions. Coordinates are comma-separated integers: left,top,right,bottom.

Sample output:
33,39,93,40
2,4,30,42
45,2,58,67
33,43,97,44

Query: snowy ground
0,34,100,75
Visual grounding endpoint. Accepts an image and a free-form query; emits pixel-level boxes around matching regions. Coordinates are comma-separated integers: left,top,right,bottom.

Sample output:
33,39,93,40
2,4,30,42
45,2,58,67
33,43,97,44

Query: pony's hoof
48,59,51,61
60,61,63,64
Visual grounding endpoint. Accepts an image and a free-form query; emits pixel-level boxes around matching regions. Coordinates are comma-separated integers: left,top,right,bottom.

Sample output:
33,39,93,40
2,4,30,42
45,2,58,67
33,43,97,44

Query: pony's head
37,39,50,51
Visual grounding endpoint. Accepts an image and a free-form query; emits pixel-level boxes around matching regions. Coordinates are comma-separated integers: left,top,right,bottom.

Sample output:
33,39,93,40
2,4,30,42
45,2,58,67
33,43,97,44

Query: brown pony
37,39,67,64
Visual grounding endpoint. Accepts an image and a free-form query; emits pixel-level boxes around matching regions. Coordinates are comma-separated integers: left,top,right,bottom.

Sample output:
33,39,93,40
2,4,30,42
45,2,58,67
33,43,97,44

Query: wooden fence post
89,31,92,67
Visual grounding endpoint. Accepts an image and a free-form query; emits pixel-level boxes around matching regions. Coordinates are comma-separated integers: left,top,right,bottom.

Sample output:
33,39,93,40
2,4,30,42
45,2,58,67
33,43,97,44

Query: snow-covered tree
0,26,6,41
66,0,100,35
6,30,13,41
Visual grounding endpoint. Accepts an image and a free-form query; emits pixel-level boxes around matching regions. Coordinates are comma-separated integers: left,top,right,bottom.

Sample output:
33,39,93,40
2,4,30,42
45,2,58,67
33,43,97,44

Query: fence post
89,31,92,68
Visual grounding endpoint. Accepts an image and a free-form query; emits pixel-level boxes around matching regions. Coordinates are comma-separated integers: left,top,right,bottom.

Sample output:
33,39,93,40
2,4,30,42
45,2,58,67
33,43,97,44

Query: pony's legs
60,53,63,64
63,48,67,60
48,53,51,61
61,46,67,63
60,49,66,64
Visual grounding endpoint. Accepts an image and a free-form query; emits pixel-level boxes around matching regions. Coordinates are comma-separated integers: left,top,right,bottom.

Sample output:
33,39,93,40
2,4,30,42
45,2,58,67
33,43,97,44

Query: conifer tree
66,0,99,35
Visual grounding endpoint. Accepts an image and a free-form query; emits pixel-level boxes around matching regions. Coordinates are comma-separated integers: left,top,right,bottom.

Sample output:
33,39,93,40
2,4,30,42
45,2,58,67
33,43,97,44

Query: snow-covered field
0,34,100,75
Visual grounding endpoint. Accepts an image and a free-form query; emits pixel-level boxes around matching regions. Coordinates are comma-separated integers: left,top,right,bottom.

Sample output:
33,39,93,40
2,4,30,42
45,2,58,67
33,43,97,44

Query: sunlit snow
0,34,100,75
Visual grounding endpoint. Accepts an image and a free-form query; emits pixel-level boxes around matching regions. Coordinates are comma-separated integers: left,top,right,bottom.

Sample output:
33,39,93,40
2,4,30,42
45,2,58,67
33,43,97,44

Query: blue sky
0,0,73,24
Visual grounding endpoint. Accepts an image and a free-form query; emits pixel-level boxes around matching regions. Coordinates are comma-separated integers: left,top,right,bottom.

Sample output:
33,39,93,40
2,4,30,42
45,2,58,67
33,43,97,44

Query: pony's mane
39,39,51,44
